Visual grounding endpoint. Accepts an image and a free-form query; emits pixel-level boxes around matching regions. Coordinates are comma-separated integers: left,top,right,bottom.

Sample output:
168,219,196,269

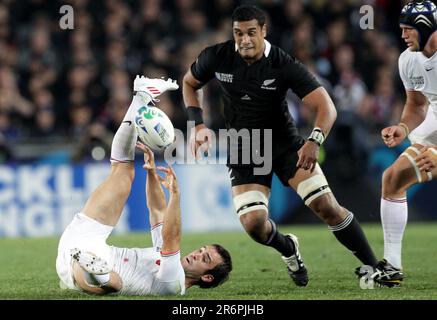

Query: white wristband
308,127,325,146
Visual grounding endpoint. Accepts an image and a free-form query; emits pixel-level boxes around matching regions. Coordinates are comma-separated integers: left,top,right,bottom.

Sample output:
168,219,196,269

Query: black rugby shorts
227,137,305,188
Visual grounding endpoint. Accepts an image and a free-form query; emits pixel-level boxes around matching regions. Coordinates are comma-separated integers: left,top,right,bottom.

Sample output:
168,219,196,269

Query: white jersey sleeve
398,49,414,90
153,251,186,295
150,222,163,253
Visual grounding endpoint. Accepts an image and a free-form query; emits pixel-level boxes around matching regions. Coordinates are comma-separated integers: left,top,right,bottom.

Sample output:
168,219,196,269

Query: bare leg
288,164,347,225
232,183,272,243
381,143,437,268
289,163,377,265
232,183,296,256
82,163,134,226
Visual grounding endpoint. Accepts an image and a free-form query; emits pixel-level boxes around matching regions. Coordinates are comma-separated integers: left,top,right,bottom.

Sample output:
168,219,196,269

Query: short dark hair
231,5,266,27
198,244,232,289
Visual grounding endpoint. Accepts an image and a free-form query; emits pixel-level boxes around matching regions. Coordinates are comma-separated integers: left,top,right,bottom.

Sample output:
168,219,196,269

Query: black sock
265,219,295,257
330,212,377,266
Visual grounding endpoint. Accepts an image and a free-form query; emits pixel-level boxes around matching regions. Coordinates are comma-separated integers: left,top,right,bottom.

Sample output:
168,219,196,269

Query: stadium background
1,0,437,238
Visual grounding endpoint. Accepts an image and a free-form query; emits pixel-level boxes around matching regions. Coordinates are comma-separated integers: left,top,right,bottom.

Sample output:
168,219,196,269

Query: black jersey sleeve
283,57,321,99
190,46,218,84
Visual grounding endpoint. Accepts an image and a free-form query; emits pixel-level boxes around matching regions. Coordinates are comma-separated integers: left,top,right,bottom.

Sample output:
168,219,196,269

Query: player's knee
382,166,396,187
233,190,269,217
297,175,344,225
394,146,433,188
233,191,269,243
297,174,331,206
309,195,343,225
240,211,269,243
382,166,403,194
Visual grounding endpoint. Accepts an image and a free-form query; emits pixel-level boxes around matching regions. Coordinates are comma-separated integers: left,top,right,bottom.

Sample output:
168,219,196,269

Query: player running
182,5,378,287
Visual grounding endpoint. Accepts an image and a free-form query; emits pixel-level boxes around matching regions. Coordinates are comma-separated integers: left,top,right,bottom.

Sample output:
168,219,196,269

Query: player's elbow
320,88,337,121
322,93,337,123
183,71,203,93
330,102,337,122
316,99,336,124
182,72,195,90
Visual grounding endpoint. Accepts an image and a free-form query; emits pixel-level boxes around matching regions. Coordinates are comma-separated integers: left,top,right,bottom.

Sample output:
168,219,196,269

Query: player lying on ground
56,76,232,295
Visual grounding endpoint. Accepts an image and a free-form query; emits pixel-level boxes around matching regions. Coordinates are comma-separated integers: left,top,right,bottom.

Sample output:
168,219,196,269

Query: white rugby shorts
56,212,114,290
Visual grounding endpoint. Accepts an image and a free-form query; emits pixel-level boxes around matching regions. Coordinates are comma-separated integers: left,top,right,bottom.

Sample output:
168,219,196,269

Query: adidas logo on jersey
241,94,251,100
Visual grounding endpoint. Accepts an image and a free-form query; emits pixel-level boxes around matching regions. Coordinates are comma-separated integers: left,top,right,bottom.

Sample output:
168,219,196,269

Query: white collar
235,39,271,57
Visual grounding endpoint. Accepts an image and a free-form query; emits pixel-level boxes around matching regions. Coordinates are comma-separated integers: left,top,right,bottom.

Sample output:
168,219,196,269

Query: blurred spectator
0,0,413,162
33,108,56,137
69,104,93,138
359,67,404,131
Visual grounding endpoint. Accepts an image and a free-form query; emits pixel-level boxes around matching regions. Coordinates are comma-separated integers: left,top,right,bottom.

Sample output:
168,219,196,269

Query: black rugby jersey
191,40,320,153
190,39,321,157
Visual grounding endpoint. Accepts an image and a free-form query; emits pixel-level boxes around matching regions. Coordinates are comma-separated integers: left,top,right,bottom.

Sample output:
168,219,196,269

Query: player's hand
297,140,319,173
190,123,212,159
156,165,179,194
415,146,437,172
381,125,406,148
136,141,156,170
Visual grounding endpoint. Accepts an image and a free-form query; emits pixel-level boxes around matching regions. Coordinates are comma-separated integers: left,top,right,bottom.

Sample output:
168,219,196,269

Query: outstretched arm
157,166,181,254
136,142,166,226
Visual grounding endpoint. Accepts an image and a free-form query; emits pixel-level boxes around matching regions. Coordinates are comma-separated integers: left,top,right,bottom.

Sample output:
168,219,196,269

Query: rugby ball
134,106,175,151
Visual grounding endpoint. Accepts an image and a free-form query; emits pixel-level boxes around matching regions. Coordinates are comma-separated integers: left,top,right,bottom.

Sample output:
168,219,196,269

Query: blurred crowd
0,0,412,163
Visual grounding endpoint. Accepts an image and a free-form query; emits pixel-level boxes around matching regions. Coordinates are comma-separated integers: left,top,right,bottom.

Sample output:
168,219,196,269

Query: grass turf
0,223,436,300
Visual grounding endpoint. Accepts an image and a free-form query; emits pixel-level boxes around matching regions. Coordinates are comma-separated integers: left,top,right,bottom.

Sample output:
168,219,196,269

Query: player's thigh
228,165,272,225
58,213,113,257
57,213,113,289
82,163,134,226
287,164,340,211
228,164,273,193
231,184,270,229
287,163,323,190
387,144,435,188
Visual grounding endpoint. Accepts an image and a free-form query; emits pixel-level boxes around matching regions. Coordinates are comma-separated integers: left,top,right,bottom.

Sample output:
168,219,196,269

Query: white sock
83,271,110,287
110,94,151,163
381,197,408,269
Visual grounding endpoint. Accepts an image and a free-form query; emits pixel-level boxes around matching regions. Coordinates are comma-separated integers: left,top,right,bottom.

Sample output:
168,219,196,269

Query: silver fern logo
261,79,276,90
262,79,275,86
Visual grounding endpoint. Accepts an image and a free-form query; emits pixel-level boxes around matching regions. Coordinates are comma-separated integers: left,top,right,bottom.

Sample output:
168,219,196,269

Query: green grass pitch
1,223,436,300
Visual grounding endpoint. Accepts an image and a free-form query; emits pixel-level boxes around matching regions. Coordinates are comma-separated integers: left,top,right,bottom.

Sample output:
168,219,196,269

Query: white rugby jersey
399,48,437,119
108,224,186,296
